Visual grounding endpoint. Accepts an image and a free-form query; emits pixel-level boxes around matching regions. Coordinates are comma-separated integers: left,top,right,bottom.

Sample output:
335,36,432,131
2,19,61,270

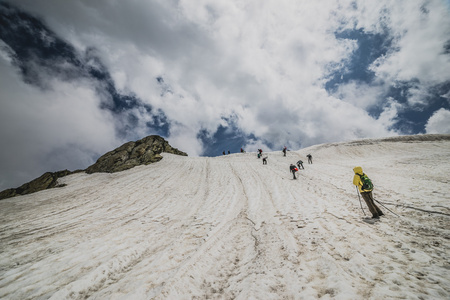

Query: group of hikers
289,153,312,179
227,146,383,219
261,148,384,219
290,157,383,219
255,149,268,164
254,147,313,181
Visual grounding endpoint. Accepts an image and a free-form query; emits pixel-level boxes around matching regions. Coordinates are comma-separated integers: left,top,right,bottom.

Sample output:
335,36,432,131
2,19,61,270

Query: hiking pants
292,171,296,179
361,191,383,217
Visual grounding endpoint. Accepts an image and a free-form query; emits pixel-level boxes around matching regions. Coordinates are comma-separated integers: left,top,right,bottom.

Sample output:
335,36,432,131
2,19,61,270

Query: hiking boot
372,215,380,219
378,212,384,216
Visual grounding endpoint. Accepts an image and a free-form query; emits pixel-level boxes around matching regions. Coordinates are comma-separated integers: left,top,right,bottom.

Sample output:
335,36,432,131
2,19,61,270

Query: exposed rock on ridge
85,135,187,174
0,135,187,200
0,170,74,200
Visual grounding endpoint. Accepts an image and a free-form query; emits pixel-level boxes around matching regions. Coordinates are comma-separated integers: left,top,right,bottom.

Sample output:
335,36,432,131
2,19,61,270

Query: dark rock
85,135,187,174
0,170,73,200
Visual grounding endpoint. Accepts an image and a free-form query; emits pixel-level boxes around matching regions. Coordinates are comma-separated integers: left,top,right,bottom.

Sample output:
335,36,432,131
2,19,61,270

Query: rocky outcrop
0,135,187,200
0,170,74,200
85,135,187,174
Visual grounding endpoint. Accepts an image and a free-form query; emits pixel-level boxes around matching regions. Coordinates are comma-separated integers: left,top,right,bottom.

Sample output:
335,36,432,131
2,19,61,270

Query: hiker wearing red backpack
290,164,298,179
353,166,384,219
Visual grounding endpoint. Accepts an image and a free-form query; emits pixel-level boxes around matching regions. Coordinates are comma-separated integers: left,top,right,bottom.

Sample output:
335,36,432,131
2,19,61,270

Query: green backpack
359,173,373,191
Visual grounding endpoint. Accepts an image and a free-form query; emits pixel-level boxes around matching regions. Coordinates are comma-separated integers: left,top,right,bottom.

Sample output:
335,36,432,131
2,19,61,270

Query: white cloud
2,0,449,188
6,1,390,142
441,90,450,102
0,56,118,190
167,124,204,158
331,81,387,109
425,108,450,134
377,97,402,130
368,0,450,103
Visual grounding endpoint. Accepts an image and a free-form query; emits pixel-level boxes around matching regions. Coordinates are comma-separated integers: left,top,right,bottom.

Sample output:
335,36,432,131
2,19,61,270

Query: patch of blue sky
326,29,392,93
326,27,450,134
198,117,255,157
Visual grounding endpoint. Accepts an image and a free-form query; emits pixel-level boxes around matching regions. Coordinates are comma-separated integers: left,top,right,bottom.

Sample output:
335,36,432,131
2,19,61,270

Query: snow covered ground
1,135,449,299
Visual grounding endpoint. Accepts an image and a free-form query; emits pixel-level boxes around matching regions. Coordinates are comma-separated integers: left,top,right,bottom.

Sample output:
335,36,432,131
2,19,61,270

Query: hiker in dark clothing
241,148,244,153
307,154,312,164
283,146,287,157
297,160,304,169
223,151,226,155
228,150,230,154
262,156,268,165
290,164,298,179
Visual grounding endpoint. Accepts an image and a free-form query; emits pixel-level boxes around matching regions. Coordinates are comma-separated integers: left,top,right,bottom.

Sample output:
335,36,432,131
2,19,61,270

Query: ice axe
373,199,400,218
356,187,400,218
356,187,366,216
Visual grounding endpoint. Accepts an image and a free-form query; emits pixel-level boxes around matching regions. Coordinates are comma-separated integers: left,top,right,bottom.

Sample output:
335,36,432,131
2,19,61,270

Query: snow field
0,136,449,299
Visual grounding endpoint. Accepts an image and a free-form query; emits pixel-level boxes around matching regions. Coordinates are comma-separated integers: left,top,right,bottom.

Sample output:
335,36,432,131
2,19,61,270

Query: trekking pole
356,187,366,216
373,199,400,218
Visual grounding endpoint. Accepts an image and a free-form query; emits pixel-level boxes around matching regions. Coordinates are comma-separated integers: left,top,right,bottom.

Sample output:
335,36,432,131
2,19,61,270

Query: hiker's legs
292,171,296,179
361,192,379,217
367,192,383,215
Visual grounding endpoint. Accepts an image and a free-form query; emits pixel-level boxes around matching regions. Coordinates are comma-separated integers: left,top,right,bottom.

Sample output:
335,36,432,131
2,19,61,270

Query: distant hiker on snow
297,160,304,169
241,148,245,153
290,164,298,179
307,154,313,164
258,149,263,155
283,146,287,157
262,156,268,165
353,166,384,219
228,150,230,154
223,151,226,155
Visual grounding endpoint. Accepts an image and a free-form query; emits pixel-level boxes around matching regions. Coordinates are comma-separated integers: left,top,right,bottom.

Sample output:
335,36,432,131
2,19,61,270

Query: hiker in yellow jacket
353,166,384,219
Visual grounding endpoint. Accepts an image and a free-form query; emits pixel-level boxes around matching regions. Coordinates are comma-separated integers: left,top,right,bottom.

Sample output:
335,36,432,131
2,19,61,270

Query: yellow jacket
353,166,372,192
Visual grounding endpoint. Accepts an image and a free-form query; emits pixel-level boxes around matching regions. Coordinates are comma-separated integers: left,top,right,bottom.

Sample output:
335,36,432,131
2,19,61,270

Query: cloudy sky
1,0,450,191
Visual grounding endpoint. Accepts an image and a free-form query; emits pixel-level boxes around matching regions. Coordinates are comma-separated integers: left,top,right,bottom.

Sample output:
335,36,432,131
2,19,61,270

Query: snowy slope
1,135,449,299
